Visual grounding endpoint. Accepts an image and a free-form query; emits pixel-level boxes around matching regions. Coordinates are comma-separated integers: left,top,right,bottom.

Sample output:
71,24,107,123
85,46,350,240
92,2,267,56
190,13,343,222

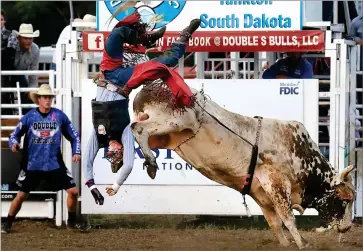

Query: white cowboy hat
29,84,57,105
14,23,39,38
74,14,96,23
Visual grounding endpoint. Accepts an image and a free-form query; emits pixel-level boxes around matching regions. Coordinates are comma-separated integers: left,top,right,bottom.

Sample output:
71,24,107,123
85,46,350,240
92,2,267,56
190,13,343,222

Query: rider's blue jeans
103,26,186,88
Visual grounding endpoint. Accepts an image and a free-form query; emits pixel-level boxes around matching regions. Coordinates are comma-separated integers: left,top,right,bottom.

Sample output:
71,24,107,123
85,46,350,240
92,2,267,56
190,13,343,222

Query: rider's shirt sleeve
115,124,135,186
84,129,99,182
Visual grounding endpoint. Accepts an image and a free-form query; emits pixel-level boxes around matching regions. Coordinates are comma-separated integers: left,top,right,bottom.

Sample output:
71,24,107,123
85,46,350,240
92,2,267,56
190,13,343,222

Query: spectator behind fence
13,23,40,114
262,52,313,79
1,9,18,115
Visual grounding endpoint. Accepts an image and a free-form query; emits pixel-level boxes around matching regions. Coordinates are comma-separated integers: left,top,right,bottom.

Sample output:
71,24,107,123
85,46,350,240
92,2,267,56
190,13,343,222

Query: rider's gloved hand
106,183,120,196
86,179,104,205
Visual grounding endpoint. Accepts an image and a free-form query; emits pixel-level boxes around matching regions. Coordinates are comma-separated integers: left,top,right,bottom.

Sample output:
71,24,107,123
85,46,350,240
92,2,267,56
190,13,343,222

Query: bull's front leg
131,120,159,179
130,110,197,179
257,165,310,249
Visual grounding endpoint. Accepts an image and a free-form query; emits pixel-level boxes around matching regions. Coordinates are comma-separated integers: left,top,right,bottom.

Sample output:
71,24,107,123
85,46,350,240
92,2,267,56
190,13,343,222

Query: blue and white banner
96,0,302,31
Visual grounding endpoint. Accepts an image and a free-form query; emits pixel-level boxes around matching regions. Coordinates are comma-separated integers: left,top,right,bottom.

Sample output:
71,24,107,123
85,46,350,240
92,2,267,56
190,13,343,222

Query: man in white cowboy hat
13,23,40,114
1,84,82,234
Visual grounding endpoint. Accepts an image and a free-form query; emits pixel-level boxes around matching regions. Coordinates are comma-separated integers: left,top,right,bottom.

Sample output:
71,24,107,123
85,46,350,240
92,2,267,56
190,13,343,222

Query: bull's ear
340,165,355,183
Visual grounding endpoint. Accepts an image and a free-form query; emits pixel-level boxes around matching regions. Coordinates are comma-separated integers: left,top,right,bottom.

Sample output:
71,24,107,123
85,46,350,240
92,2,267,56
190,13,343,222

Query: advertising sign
97,1,302,32
81,79,319,215
82,30,325,52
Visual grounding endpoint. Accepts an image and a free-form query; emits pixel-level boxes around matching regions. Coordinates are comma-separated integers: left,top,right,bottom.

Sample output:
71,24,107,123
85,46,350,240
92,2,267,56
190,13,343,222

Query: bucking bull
125,76,356,249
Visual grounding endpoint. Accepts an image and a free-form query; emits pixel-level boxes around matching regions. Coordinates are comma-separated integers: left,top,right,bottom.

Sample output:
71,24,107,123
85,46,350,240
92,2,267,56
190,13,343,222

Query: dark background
2,1,96,47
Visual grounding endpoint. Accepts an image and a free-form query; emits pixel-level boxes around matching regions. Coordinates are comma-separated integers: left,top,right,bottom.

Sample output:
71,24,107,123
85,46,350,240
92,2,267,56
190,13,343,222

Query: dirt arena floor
1,215,362,251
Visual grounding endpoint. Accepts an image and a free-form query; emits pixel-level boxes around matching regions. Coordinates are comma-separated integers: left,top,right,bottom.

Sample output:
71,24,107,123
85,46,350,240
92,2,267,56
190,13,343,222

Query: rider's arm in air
106,124,135,195
84,130,105,205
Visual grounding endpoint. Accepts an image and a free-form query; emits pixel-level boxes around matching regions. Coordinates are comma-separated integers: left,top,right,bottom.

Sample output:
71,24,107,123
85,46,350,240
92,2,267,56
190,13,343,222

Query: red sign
83,30,325,53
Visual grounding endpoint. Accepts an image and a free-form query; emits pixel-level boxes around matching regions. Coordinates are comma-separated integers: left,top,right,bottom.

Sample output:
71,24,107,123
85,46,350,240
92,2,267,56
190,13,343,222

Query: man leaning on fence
13,23,40,114
1,84,82,234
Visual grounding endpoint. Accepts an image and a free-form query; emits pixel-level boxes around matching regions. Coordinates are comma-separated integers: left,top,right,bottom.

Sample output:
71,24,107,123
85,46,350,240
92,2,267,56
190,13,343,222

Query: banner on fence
83,30,325,52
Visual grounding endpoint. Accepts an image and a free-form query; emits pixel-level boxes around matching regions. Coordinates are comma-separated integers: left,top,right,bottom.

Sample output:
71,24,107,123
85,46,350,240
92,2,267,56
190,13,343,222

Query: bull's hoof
147,166,157,179
295,237,311,250
143,161,158,179
279,238,290,248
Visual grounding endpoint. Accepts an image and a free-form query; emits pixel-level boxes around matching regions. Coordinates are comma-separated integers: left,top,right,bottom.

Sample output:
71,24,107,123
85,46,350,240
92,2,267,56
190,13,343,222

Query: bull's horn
292,204,305,215
340,165,355,182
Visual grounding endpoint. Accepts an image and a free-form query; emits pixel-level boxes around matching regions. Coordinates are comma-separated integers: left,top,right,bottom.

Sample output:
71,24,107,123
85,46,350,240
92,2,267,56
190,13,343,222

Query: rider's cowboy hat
14,23,39,38
29,84,57,105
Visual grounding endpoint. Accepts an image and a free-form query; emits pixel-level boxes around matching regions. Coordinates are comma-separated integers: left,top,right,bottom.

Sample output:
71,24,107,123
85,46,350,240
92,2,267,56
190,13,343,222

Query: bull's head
316,165,356,233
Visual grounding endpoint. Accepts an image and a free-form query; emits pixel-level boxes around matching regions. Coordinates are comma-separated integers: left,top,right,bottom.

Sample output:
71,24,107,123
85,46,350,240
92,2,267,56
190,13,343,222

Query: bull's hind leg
257,166,309,249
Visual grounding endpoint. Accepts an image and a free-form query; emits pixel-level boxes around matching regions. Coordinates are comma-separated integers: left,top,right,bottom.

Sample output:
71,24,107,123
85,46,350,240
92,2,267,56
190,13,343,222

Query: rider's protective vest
91,99,130,148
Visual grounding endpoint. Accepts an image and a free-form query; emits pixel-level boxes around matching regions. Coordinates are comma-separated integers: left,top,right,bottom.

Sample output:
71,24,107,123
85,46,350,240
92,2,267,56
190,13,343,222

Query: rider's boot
177,19,201,43
138,26,166,48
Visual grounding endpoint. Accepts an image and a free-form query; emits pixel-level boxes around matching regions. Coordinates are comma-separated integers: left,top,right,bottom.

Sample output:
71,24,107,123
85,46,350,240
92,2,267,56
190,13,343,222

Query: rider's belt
91,99,131,148
93,72,132,97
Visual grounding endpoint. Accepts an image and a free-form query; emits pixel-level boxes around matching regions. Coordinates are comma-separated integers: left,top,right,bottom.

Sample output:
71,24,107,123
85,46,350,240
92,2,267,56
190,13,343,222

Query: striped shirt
84,87,135,186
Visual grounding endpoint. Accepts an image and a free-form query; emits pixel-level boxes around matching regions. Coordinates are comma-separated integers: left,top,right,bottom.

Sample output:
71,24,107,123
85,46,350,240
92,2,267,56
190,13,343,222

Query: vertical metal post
253,52,259,79
16,81,22,116
349,45,358,218
327,44,338,169
333,0,338,24
338,42,348,172
196,52,205,79
69,1,74,42
343,1,351,32
231,52,240,79
55,42,65,227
